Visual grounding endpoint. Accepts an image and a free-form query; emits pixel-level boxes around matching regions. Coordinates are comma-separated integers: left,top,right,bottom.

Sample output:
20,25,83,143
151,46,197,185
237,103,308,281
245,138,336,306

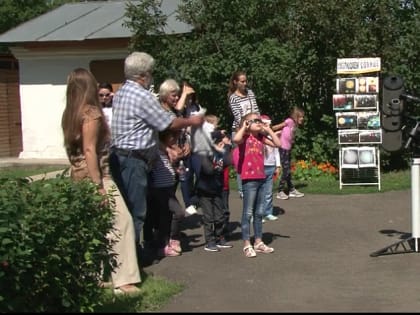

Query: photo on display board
357,111,380,129
358,146,376,167
333,94,355,111
357,76,379,94
338,129,360,144
336,78,357,94
354,94,378,110
359,130,382,144
341,147,360,168
336,112,358,129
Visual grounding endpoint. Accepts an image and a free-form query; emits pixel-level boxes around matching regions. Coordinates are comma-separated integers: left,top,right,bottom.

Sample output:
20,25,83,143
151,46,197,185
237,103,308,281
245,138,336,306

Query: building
0,0,191,159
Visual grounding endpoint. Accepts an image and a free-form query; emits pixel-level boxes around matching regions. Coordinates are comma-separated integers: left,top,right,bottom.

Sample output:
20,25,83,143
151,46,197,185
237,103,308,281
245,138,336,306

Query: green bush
0,176,115,312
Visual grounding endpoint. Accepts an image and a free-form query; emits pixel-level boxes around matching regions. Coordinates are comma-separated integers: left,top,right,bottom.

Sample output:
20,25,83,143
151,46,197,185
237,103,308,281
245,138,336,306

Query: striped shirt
111,80,174,160
228,89,260,130
149,148,176,188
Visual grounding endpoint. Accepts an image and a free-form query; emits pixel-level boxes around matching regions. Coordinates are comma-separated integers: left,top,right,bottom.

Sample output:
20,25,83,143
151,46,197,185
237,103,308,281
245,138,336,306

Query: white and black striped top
228,89,260,130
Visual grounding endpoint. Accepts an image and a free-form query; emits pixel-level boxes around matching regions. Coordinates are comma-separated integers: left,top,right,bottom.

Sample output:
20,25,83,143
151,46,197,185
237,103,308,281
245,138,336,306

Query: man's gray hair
124,52,155,80
159,79,180,102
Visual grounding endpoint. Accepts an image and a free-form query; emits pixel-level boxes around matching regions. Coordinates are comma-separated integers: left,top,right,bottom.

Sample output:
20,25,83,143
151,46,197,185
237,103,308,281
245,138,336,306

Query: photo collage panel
336,111,382,144
341,146,377,168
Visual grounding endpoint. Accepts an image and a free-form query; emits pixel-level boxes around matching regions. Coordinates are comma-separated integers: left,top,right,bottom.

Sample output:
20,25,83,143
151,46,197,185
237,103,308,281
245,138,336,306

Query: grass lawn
294,169,411,194
229,169,411,194
0,165,68,179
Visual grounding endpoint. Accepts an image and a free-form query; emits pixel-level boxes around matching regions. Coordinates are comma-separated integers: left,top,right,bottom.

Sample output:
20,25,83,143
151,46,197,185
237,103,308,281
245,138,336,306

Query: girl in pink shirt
272,106,305,200
233,112,281,258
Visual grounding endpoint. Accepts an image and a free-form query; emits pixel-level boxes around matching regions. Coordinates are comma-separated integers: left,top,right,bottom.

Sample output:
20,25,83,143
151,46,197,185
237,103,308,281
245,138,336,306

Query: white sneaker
185,205,198,216
264,214,278,221
276,191,289,200
289,189,304,198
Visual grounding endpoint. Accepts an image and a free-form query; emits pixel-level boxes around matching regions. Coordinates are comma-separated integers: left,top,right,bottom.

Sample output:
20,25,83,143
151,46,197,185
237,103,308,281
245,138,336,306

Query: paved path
145,189,420,312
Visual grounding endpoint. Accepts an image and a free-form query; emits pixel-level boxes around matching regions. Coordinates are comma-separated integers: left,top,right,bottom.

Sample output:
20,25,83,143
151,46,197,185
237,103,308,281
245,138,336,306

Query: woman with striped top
227,71,260,199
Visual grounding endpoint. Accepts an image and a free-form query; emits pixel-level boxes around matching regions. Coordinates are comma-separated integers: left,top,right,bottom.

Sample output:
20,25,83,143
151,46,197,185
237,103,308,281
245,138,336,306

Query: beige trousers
104,178,141,288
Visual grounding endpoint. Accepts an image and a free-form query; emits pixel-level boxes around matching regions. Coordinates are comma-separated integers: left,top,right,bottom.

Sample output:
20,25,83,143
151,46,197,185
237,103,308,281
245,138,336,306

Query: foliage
0,0,75,35
125,0,420,169
0,176,115,312
0,0,76,52
291,159,338,182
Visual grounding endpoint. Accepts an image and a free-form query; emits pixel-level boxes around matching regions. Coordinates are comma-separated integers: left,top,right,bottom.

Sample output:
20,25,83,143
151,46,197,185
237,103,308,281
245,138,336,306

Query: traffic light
381,76,405,152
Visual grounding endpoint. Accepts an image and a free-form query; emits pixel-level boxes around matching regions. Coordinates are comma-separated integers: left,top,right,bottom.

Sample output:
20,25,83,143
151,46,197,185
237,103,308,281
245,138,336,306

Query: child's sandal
243,245,257,258
254,242,274,253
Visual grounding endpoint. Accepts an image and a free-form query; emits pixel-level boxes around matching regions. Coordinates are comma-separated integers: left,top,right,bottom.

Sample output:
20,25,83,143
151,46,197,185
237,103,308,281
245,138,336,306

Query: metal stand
370,157,420,257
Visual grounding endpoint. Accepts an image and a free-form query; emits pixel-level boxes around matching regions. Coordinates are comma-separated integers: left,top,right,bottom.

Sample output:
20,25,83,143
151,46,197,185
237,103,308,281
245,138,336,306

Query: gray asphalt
145,189,420,312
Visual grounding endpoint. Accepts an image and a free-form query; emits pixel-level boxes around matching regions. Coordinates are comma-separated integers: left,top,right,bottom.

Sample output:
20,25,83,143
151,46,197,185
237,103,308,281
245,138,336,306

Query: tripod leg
370,237,416,257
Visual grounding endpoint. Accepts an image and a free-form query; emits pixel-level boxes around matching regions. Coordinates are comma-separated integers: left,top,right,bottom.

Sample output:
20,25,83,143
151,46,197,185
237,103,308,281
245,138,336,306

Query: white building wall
10,47,128,159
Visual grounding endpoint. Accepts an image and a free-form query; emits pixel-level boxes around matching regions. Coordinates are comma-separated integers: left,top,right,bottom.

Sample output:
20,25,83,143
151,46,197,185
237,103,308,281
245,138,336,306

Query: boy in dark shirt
194,129,233,252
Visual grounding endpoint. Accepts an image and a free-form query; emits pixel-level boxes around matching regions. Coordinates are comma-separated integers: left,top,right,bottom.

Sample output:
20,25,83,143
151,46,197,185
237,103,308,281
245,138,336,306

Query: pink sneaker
158,245,181,257
169,239,182,253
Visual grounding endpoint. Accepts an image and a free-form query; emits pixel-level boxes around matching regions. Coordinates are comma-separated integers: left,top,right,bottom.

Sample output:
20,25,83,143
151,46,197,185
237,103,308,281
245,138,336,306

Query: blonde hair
159,79,180,102
290,106,305,123
204,114,220,127
239,112,259,129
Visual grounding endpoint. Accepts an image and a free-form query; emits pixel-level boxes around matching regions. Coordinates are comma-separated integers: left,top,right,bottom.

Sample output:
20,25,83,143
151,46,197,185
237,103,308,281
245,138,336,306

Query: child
233,112,281,258
272,106,305,200
211,130,233,238
193,125,233,252
260,114,281,222
145,129,185,257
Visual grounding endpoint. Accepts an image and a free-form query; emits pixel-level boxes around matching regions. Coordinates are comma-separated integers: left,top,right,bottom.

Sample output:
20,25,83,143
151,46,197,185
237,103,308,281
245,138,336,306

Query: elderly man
109,52,204,248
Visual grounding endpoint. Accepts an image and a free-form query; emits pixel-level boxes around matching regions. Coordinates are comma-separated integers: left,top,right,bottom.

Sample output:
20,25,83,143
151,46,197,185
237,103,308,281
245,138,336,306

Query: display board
334,57,381,190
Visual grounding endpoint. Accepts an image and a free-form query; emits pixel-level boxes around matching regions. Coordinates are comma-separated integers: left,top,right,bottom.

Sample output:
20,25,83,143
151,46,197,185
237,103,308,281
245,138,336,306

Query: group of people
60,51,306,294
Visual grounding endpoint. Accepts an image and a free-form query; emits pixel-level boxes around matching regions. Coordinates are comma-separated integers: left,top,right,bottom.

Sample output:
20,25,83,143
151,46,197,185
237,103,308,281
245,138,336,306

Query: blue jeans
241,179,265,241
262,165,276,217
109,151,148,245
231,131,243,197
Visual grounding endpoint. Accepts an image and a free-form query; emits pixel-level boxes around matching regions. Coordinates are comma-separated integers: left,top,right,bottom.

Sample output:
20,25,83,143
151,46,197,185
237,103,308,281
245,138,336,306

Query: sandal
243,245,257,258
254,242,274,254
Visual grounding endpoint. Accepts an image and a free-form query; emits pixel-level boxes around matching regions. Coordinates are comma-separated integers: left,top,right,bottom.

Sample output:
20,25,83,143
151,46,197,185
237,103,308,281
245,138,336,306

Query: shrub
0,176,115,312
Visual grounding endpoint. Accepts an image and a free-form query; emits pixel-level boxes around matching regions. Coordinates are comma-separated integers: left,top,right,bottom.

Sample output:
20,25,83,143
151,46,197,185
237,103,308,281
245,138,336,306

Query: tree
0,0,71,52
0,0,50,35
126,0,420,168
